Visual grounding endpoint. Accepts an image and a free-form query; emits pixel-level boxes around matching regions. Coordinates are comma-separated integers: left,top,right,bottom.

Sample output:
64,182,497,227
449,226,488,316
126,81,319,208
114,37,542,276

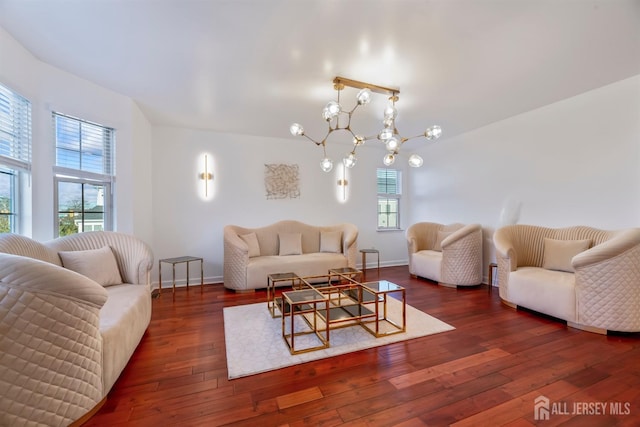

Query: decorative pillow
279,232,302,256
58,246,123,286
433,231,453,252
542,238,591,273
239,232,260,257
320,231,342,253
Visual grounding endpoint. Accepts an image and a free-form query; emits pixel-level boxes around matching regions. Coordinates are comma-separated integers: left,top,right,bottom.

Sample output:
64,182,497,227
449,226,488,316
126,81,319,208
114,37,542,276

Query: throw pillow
279,232,302,256
320,231,342,253
58,246,123,287
433,231,453,252
239,232,260,257
542,238,591,273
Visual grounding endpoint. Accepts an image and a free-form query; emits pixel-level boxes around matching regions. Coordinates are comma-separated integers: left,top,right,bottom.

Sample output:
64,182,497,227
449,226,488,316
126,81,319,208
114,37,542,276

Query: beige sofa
494,224,640,333
224,220,358,291
406,222,483,287
0,231,154,426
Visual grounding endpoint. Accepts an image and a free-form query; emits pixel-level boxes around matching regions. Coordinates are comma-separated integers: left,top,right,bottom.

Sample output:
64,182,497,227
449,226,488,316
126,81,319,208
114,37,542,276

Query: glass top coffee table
359,280,406,337
281,287,330,355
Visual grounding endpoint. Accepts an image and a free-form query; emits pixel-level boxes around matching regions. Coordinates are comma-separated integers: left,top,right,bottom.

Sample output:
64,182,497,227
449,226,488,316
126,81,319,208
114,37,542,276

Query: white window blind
0,83,32,172
54,112,114,178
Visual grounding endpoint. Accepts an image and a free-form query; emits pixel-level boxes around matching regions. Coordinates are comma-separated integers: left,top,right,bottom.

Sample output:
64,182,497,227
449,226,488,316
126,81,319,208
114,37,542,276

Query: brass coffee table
281,287,330,355
267,272,305,318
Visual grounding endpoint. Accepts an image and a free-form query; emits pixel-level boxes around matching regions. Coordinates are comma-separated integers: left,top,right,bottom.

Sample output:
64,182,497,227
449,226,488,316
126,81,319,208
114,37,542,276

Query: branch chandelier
289,76,442,172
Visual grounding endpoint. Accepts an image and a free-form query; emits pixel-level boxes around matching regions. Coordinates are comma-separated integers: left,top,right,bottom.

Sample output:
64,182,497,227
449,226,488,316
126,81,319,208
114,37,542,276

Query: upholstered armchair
406,222,483,287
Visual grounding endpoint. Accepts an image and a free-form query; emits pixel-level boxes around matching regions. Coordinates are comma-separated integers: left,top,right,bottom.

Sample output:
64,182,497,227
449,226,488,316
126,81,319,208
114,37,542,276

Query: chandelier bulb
343,153,357,168
425,125,442,140
325,101,341,119
356,88,372,105
320,157,334,172
383,153,395,166
383,104,398,121
379,128,393,141
408,154,424,167
385,137,399,151
290,123,304,136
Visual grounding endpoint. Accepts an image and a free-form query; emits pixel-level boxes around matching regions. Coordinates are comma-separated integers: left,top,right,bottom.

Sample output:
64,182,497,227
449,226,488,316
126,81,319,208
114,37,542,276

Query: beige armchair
406,222,483,287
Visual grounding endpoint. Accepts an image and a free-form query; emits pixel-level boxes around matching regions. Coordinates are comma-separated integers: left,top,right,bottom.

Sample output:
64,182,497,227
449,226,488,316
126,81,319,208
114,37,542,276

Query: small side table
158,256,204,298
360,248,380,279
488,262,497,293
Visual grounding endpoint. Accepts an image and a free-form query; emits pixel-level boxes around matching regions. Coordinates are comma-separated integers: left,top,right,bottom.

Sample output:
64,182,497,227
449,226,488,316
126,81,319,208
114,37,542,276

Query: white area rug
223,298,455,379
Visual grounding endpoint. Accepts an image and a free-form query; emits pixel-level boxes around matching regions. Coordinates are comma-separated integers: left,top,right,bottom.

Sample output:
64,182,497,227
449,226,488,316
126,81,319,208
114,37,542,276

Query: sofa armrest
441,223,481,249
0,253,107,426
493,228,518,272
572,228,640,269
573,229,640,332
223,226,250,290
441,224,483,286
493,227,520,301
341,223,359,268
0,253,108,307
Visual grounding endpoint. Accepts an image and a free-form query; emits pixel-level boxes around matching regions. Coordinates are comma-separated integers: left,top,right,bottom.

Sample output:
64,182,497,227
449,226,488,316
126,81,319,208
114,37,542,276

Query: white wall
408,75,640,277
151,127,414,285
0,26,154,243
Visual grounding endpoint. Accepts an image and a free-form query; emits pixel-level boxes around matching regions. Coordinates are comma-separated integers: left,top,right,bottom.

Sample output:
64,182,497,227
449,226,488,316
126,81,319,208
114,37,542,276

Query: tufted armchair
406,222,483,287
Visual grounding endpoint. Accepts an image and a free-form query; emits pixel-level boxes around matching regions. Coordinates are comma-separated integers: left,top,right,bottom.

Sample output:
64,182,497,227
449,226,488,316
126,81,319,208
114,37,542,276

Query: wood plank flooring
85,266,640,426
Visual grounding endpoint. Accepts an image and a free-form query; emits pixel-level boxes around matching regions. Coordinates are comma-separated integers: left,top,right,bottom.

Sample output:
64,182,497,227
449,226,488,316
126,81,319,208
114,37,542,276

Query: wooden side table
158,256,204,298
359,248,380,279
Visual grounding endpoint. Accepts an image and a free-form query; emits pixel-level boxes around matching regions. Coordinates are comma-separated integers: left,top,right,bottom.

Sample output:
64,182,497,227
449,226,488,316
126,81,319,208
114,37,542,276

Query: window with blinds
377,168,401,230
53,112,115,237
0,82,31,233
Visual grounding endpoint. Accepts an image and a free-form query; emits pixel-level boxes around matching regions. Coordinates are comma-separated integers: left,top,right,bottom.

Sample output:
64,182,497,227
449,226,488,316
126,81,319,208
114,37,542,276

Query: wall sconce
199,154,214,197
336,163,349,202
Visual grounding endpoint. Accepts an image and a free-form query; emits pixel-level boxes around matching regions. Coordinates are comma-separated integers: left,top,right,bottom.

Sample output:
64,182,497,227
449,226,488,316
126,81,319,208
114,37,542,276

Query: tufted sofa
0,231,154,426
406,222,483,287
494,224,640,333
224,220,358,291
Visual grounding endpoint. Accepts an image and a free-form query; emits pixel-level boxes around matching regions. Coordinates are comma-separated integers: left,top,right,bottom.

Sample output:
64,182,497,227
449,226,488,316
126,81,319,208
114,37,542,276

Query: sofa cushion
59,246,123,287
246,253,348,289
320,231,342,253
279,233,302,256
99,283,151,392
411,250,442,282
433,231,452,252
508,266,576,321
542,238,591,273
239,232,260,257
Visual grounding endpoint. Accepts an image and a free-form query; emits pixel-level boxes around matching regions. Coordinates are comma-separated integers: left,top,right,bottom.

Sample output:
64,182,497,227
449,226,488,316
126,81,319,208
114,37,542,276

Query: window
54,112,115,237
377,168,401,230
0,82,31,233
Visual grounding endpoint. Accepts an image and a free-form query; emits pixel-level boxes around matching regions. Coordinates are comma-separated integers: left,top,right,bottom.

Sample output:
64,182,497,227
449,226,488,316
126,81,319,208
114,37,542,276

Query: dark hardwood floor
86,266,640,426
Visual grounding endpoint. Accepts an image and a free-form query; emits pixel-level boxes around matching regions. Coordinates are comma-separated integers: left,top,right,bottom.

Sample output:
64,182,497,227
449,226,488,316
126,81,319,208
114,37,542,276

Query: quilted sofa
494,224,640,333
224,220,358,291
0,231,154,426
406,222,483,287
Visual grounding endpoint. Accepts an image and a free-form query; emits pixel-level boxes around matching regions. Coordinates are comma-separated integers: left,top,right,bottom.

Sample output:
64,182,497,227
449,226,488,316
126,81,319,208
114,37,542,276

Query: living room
0,0,639,425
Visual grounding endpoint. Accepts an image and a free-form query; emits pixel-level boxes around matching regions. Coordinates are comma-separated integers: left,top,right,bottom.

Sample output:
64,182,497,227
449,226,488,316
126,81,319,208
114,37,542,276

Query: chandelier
289,76,442,172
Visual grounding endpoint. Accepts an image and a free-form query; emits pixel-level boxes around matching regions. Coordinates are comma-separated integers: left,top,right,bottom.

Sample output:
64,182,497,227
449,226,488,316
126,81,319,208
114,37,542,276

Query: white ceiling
1,0,639,148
